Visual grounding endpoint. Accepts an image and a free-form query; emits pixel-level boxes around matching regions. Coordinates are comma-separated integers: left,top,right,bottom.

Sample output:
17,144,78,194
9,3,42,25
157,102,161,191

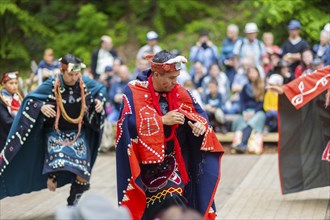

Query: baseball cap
244,23,258,33
146,31,158,41
288,20,301,30
104,65,113,72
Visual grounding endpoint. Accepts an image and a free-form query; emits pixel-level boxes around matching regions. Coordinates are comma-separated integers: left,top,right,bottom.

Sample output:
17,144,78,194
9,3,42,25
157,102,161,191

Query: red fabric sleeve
283,66,330,109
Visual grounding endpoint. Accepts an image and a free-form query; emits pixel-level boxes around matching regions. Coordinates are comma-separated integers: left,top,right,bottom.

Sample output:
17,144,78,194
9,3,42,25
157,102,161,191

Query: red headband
146,54,187,73
1,72,19,84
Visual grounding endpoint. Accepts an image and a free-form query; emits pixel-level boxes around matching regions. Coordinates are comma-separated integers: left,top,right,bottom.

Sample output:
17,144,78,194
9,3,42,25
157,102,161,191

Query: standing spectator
107,65,131,122
192,61,207,89
201,63,230,103
263,74,283,132
91,35,118,80
281,20,310,74
204,81,226,133
231,67,265,153
220,24,240,86
262,32,281,75
35,48,61,86
136,31,162,62
294,49,314,78
233,22,266,77
189,32,219,73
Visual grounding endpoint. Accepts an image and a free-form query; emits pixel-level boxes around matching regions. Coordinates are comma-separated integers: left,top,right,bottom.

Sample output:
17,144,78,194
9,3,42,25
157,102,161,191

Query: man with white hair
320,24,330,65
233,22,266,77
220,24,241,86
91,35,118,80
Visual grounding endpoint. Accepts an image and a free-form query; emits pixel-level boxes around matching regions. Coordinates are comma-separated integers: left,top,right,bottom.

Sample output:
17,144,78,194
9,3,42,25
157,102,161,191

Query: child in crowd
0,72,22,150
263,74,284,132
204,81,227,133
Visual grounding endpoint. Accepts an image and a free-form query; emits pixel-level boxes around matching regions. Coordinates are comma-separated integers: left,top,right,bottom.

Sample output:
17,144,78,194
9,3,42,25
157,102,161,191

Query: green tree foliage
0,0,328,73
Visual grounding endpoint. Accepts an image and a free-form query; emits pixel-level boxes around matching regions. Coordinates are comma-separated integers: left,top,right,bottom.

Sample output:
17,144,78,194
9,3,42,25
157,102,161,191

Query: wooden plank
216,132,279,143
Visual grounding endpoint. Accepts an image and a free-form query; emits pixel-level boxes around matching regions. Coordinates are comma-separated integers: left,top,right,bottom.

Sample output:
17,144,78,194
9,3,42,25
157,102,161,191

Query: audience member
262,32,281,75
294,48,314,78
201,63,230,103
313,30,330,60
231,66,265,153
35,48,61,85
220,24,240,85
204,81,226,133
107,65,131,122
263,74,283,132
281,20,310,74
233,22,266,77
190,32,219,73
275,60,294,84
136,31,162,61
91,35,118,80
183,79,204,108
192,61,207,89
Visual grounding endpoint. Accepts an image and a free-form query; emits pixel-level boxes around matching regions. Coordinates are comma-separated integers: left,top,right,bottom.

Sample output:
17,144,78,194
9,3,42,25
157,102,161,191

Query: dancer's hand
41,104,56,118
162,110,185,126
188,121,206,137
94,99,104,113
266,85,284,94
47,178,57,192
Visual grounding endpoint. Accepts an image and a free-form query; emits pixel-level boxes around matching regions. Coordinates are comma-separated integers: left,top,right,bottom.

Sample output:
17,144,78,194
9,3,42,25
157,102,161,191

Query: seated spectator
35,48,61,85
263,74,284,132
201,63,230,103
183,79,204,108
189,32,219,74
294,49,314,78
262,32,281,75
107,65,131,123
91,35,118,80
204,81,226,133
311,57,324,71
220,24,241,86
312,29,330,60
229,57,252,114
192,61,207,90
231,66,266,153
273,60,294,84
136,31,162,62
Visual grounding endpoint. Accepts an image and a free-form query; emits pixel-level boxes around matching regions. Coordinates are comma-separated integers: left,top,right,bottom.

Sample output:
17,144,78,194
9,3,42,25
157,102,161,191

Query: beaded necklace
54,74,86,146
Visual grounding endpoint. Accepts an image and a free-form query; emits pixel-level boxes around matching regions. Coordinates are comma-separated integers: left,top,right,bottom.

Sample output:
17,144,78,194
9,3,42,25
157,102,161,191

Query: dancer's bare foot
47,177,57,191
